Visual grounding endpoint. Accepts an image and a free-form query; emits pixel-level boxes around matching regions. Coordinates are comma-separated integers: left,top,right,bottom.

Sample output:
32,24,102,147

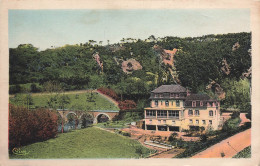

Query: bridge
56,109,119,124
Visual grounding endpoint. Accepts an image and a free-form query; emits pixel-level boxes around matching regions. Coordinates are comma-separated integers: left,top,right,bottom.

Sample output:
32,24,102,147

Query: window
202,120,206,125
209,110,213,116
188,109,193,116
157,110,167,118
176,93,179,97
192,101,196,107
200,101,203,106
155,94,158,98
159,93,163,98
196,120,199,124
165,100,169,107
163,120,166,124
189,119,193,124
195,110,200,116
176,100,180,107
170,93,174,97
172,120,175,125
209,120,212,125
155,100,158,106
149,119,152,124
169,110,179,118
146,110,156,117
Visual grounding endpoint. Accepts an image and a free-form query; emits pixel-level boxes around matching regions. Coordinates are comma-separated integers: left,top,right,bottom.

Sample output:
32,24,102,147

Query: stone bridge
56,109,119,124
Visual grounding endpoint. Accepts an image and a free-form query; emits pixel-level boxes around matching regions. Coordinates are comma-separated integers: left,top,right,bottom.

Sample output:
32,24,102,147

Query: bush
222,117,241,132
200,134,208,142
121,131,131,137
9,105,58,152
97,87,119,101
30,83,40,93
118,100,137,110
231,111,240,119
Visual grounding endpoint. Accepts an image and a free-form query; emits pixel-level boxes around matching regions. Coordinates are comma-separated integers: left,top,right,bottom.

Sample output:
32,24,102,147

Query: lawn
233,146,251,158
10,127,153,159
9,91,119,111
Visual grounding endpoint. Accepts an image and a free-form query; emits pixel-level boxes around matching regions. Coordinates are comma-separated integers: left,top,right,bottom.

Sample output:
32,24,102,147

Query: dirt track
192,128,251,158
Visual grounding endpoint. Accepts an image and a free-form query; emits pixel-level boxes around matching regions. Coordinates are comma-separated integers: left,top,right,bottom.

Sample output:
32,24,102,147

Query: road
192,128,251,158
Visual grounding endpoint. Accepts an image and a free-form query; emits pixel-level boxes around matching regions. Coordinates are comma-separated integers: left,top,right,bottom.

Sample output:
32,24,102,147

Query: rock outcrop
121,58,142,74
206,80,226,100
92,52,103,72
232,42,240,51
221,58,230,75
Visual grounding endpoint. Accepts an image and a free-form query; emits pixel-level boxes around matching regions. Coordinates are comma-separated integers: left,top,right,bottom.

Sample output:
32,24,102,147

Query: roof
185,94,211,101
151,84,186,93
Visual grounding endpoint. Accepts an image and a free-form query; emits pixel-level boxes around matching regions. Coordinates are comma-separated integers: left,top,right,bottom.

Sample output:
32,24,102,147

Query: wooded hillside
9,32,251,112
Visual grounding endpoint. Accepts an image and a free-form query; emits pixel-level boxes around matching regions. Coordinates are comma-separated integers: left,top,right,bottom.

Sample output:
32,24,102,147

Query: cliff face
162,48,177,67
206,81,226,100
121,58,142,74
93,52,103,72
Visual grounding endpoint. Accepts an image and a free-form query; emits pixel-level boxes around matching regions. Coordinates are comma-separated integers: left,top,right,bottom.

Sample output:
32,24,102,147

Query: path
150,149,185,158
192,128,251,158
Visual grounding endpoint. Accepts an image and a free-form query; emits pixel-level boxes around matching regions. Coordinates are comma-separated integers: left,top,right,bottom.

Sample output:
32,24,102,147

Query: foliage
10,127,152,158
9,105,58,152
97,87,119,101
9,33,251,112
221,78,251,112
233,146,251,158
222,117,241,132
118,100,137,110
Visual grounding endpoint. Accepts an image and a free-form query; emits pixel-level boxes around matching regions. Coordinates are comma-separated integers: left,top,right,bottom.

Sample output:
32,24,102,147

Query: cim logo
12,148,29,156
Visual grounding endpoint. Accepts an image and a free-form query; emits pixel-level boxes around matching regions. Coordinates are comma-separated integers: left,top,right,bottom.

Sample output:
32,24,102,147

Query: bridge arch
94,113,111,123
80,113,94,128
65,111,77,118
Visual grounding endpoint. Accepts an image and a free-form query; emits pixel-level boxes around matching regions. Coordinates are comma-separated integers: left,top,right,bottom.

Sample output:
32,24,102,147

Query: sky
9,9,250,50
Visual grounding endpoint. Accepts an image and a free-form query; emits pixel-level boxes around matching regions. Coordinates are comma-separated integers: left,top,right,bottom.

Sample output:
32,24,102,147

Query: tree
58,94,71,110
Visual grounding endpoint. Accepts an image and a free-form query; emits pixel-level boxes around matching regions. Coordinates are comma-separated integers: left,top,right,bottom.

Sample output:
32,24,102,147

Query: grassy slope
10,127,151,159
10,91,119,111
233,146,251,158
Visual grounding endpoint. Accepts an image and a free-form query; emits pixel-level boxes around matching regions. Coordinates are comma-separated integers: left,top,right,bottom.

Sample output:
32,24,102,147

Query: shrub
200,134,208,142
222,117,241,132
231,111,240,119
118,100,137,110
9,105,58,152
121,131,131,137
97,87,119,101
30,83,40,93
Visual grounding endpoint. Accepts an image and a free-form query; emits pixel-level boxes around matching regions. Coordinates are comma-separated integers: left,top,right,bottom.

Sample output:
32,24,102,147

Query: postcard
0,0,260,166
